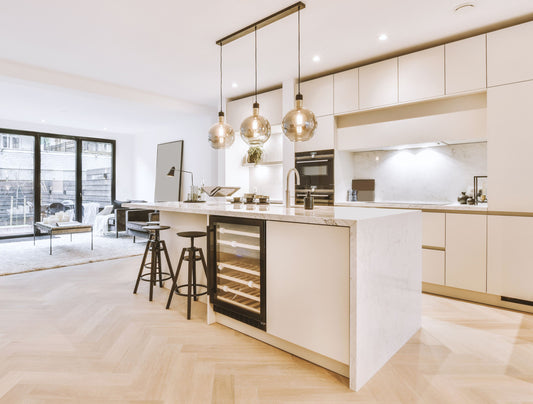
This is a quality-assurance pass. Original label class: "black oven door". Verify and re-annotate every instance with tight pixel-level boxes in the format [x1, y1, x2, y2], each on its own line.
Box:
[295, 150, 334, 189]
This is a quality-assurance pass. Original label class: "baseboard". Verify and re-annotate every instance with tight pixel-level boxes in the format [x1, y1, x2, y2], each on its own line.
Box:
[422, 282, 533, 315]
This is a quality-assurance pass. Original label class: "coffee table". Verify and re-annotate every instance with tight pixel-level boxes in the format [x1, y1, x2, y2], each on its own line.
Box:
[34, 222, 93, 255]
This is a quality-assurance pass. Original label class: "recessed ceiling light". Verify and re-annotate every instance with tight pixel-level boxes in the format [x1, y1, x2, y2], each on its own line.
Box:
[312, 55, 320, 63]
[231, 82, 238, 88]
[454, 2, 475, 13]
[41, 119, 46, 123]
[103, 127, 107, 131]
[378, 33, 388, 41]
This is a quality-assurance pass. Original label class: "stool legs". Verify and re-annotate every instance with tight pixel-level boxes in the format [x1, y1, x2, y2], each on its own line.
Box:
[187, 252, 193, 319]
[161, 240, 175, 284]
[166, 245, 209, 320]
[166, 248, 186, 309]
[134, 231, 173, 301]
[134, 233, 153, 294]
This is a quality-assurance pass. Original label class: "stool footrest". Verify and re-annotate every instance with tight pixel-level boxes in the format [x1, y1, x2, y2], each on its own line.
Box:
[140, 272, 173, 283]
[174, 284, 208, 298]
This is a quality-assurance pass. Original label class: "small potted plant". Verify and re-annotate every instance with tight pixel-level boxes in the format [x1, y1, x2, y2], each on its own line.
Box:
[247, 146, 264, 165]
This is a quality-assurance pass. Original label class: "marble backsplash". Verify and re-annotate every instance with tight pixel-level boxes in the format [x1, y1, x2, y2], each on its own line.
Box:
[351, 142, 487, 203]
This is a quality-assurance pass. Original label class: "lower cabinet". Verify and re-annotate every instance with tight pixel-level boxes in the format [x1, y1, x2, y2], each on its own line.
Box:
[445, 213, 487, 293]
[266, 221, 350, 364]
[422, 249, 445, 285]
[487, 215, 533, 302]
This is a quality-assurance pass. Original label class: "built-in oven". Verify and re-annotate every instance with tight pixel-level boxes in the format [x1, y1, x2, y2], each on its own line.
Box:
[295, 149, 334, 205]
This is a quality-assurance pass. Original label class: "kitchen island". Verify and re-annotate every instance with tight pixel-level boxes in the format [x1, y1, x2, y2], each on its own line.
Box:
[125, 202, 421, 391]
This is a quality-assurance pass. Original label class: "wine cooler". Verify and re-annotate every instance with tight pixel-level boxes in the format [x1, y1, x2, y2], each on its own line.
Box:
[208, 216, 266, 330]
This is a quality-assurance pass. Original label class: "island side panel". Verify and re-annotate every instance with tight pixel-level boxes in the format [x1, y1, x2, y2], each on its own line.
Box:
[350, 210, 422, 390]
[266, 221, 350, 365]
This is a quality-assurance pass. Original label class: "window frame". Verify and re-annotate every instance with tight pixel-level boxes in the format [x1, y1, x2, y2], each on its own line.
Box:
[0, 128, 116, 240]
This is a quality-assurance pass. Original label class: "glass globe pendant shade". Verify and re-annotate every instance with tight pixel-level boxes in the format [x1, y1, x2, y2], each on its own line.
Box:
[282, 94, 318, 142]
[208, 112, 235, 149]
[240, 102, 271, 146]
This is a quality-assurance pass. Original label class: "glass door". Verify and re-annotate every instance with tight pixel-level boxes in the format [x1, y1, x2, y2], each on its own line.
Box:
[209, 216, 266, 330]
[0, 133, 34, 236]
[40, 137, 77, 223]
[81, 140, 113, 224]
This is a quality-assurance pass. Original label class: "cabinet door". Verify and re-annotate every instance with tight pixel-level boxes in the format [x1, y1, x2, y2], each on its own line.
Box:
[257, 88, 283, 126]
[226, 96, 252, 131]
[334, 69, 358, 114]
[294, 115, 335, 153]
[487, 81, 533, 212]
[359, 58, 398, 109]
[487, 21, 533, 87]
[299, 75, 334, 117]
[422, 212, 445, 248]
[445, 213, 487, 293]
[422, 249, 445, 285]
[266, 221, 350, 364]
[446, 35, 487, 95]
[487, 215, 533, 301]
[399, 46, 444, 103]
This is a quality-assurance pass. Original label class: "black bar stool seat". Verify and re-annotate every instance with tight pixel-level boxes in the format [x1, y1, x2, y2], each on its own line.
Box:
[166, 231, 208, 319]
[133, 225, 174, 301]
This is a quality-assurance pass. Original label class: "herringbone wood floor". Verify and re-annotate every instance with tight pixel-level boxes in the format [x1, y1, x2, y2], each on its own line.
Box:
[1, 257, 533, 403]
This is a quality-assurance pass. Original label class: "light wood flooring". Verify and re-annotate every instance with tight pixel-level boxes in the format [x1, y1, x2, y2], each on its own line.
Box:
[1, 257, 533, 403]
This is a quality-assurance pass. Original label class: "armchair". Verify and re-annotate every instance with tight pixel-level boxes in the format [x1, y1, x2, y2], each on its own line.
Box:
[126, 210, 159, 242]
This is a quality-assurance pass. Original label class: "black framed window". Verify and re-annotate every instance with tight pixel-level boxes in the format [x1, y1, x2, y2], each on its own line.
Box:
[0, 128, 116, 239]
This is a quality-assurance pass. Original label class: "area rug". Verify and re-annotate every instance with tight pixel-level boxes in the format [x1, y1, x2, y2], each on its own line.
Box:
[0, 233, 146, 276]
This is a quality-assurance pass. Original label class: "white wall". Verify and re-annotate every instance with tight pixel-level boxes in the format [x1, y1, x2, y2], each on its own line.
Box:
[351, 142, 487, 203]
[131, 110, 217, 201]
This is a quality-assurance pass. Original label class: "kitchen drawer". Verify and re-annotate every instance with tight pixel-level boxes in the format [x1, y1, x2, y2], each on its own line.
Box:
[422, 212, 445, 248]
[422, 249, 445, 285]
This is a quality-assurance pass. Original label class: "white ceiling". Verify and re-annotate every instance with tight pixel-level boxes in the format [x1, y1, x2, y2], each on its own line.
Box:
[1, 0, 533, 126]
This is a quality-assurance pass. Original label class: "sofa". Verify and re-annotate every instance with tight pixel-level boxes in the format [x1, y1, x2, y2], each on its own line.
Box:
[106, 200, 154, 238]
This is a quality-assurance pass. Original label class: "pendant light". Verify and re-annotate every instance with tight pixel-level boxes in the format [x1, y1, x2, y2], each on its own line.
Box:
[282, 5, 317, 142]
[240, 26, 271, 146]
[208, 44, 235, 149]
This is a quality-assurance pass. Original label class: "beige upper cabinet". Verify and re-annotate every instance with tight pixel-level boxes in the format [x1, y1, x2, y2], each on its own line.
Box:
[445, 213, 487, 293]
[299, 75, 334, 117]
[487, 81, 533, 212]
[294, 115, 335, 153]
[399, 46, 445, 103]
[359, 58, 398, 109]
[227, 88, 282, 130]
[226, 95, 251, 132]
[333, 69, 358, 114]
[445, 35, 487, 95]
[487, 21, 533, 87]
[257, 88, 283, 126]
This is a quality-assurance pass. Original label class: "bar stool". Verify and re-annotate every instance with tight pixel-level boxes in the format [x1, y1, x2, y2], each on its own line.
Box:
[166, 231, 208, 319]
[133, 225, 174, 301]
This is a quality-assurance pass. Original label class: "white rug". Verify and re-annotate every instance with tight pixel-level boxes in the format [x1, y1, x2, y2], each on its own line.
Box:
[0, 233, 146, 276]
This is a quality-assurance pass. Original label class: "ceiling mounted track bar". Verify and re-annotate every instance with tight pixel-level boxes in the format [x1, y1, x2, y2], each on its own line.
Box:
[215, 2, 306, 46]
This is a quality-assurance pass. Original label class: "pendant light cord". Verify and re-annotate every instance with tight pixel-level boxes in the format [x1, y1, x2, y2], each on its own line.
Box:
[298, 5, 301, 95]
[254, 25, 258, 103]
[219, 44, 223, 113]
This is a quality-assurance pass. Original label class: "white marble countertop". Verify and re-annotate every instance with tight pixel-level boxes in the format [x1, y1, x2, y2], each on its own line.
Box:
[124, 201, 417, 227]
[335, 201, 489, 212]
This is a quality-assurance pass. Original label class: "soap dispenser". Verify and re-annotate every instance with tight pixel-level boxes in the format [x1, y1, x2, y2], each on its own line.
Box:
[304, 191, 314, 210]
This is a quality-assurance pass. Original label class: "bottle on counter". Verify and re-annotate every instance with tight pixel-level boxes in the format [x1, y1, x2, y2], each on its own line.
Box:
[304, 191, 314, 210]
